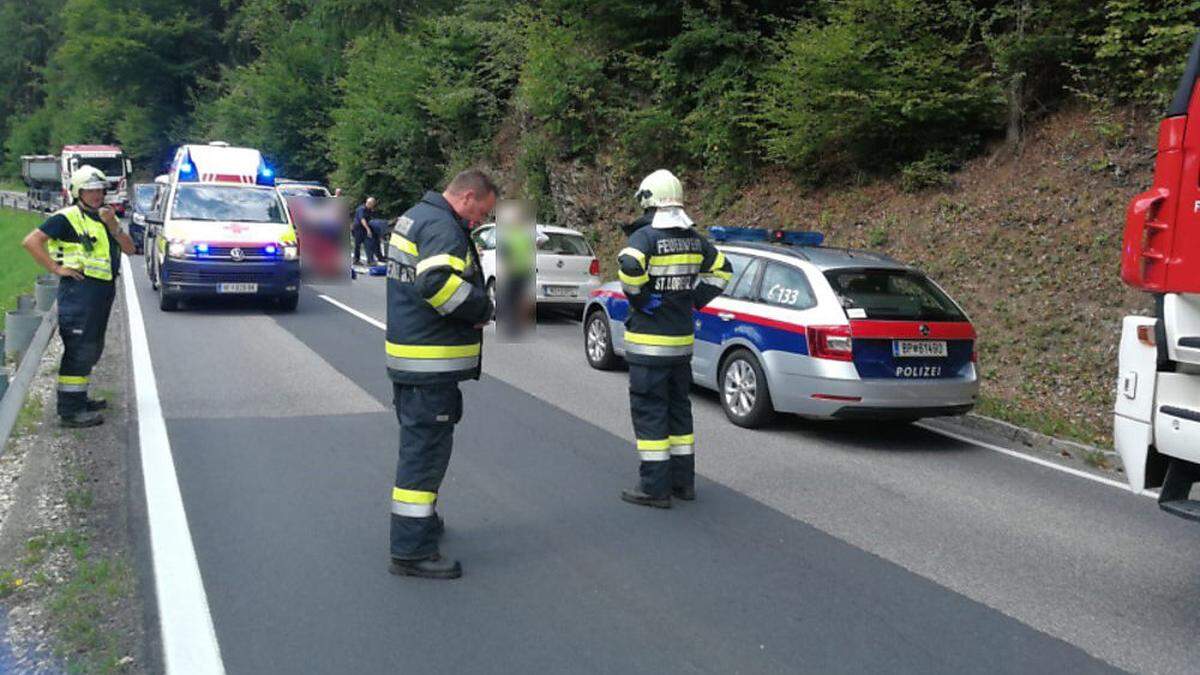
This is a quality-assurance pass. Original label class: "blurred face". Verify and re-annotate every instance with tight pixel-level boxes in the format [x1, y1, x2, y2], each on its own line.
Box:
[365, 197, 377, 209]
[78, 188, 105, 209]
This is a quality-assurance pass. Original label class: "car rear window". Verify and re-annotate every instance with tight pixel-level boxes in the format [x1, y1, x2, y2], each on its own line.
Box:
[538, 232, 591, 256]
[825, 268, 966, 322]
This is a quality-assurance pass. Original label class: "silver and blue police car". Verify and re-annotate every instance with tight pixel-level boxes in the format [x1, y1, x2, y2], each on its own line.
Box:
[583, 227, 979, 427]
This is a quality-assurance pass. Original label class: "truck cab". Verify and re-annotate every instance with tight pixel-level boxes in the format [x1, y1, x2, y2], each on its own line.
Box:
[149, 142, 300, 311]
[1114, 32, 1200, 521]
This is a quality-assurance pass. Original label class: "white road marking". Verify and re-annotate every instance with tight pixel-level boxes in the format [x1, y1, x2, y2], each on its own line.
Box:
[316, 288, 1155, 502]
[317, 293, 385, 329]
[916, 421, 1156, 499]
[123, 259, 226, 674]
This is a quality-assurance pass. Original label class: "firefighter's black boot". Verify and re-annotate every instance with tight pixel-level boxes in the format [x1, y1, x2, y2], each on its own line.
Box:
[671, 485, 695, 501]
[60, 411, 103, 428]
[389, 553, 462, 580]
[85, 398, 108, 412]
[621, 488, 671, 509]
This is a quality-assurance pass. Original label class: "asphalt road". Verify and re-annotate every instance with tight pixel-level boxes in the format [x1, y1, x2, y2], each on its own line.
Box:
[124, 268, 1200, 674]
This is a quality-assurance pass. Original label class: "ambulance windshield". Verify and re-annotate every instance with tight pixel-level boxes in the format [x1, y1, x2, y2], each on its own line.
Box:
[825, 268, 966, 322]
[171, 185, 288, 223]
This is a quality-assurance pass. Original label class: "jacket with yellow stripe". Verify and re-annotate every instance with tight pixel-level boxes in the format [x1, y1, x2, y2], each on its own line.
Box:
[617, 217, 732, 366]
[386, 191, 494, 384]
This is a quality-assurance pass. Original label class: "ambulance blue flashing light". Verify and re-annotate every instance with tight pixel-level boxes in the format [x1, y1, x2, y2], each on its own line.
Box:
[257, 163, 276, 186]
[709, 226, 824, 247]
[265, 245, 278, 255]
[195, 243, 209, 254]
[177, 154, 197, 182]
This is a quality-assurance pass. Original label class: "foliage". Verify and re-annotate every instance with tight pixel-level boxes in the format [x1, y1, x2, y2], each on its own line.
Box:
[757, 0, 1003, 180]
[1082, 0, 1200, 110]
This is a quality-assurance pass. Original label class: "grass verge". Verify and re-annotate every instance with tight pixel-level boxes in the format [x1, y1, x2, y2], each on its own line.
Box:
[0, 207, 46, 331]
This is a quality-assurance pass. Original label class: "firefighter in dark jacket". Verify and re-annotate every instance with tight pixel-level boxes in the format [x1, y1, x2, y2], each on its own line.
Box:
[618, 170, 732, 508]
[385, 170, 496, 579]
[22, 166, 136, 428]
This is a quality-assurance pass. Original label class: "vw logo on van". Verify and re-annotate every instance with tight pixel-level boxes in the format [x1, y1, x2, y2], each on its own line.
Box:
[229, 247, 245, 262]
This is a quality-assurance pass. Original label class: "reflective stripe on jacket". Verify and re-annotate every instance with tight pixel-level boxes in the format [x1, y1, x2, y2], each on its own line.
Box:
[617, 222, 731, 366]
[48, 206, 112, 281]
[386, 191, 493, 384]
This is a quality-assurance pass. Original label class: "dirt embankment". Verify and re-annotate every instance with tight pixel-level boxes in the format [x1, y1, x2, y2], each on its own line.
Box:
[494, 106, 1157, 447]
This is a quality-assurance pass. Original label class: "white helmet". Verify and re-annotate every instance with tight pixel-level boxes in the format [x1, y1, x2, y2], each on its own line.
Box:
[69, 165, 108, 201]
[635, 169, 684, 209]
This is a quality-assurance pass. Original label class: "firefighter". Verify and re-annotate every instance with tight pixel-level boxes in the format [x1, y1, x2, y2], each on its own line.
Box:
[618, 169, 732, 508]
[385, 169, 496, 579]
[21, 166, 136, 427]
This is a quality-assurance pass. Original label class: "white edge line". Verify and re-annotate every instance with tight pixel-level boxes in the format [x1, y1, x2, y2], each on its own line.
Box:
[317, 288, 1153, 502]
[123, 258, 226, 674]
[916, 421, 1156, 499]
[318, 293, 386, 330]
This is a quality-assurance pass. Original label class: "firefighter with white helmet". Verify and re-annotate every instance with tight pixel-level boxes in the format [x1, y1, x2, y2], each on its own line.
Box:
[22, 165, 135, 427]
[617, 169, 732, 507]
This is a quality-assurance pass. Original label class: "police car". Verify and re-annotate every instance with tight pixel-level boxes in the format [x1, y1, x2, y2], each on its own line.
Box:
[583, 227, 979, 427]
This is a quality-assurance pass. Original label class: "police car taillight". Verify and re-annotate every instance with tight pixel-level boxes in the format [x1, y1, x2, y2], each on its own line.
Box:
[807, 325, 853, 361]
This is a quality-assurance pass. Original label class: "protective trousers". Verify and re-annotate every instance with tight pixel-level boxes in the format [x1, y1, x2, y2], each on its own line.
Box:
[628, 362, 695, 498]
[56, 278, 116, 417]
[390, 382, 462, 560]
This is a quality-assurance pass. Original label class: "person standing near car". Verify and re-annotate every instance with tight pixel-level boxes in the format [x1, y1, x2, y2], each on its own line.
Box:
[384, 170, 496, 579]
[353, 196, 378, 267]
[21, 166, 136, 428]
[617, 169, 731, 508]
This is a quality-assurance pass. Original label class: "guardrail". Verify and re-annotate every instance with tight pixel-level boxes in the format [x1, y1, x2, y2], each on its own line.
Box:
[0, 191, 33, 211]
[0, 297, 57, 456]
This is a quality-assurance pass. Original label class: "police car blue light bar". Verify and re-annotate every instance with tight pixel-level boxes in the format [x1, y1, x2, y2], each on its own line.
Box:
[709, 226, 824, 247]
[256, 162, 276, 186]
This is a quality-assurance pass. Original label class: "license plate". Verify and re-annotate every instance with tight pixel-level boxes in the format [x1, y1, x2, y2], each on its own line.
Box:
[544, 286, 576, 297]
[217, 283, 258, 294]
[893, 340, 947, 358]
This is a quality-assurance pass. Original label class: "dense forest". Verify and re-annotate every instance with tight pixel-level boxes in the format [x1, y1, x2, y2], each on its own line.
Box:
[2, 0, 1198, 211]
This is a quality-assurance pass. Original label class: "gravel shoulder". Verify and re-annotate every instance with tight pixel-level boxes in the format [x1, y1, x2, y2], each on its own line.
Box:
[0, 288, 147, 673]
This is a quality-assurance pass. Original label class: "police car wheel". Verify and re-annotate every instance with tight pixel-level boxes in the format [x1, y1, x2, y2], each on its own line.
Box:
[584, 310, 618, 370]
[719, 349, 774, 428]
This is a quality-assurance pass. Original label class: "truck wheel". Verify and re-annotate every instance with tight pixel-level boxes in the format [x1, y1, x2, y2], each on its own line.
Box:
[719, 349, 775, 428]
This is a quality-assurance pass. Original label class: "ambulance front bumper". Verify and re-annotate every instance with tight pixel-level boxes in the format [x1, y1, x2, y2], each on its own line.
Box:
[160, 259, 301, 297]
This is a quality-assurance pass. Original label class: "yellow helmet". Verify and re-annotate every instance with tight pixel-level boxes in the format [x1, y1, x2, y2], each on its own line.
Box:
[69, 165, 108, 201]
[635, 169, 684, 209]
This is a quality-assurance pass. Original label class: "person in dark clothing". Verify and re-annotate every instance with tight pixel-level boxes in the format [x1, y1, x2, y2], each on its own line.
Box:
[385, 169, 496, 579]
[353, 196, 378, 266]
[617, 169, 732, 508]
[21, 166, 136, 428]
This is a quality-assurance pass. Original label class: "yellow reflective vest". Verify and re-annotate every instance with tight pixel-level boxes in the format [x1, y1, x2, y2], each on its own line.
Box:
[47, 206, 113, 282]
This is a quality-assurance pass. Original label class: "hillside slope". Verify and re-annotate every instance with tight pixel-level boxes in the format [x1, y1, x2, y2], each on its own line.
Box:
[506, 106, 1156, 447]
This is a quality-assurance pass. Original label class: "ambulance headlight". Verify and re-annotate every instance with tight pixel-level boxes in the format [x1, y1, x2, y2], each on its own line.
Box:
[283, 245, 298, 261]
[167, 241, 188, 258]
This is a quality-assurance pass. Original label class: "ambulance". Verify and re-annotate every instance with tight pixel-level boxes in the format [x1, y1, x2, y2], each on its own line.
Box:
[148, 142, 300, 311]
[1114, 32, 1200, 522]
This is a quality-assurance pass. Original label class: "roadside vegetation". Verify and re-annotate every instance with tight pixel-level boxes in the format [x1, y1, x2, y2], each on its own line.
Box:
[0, 208, 46, 332]
[1, 0, 1197, 444]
